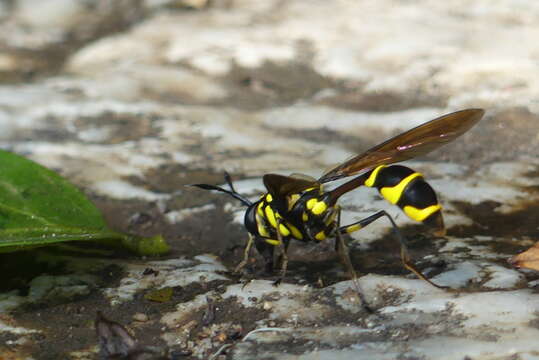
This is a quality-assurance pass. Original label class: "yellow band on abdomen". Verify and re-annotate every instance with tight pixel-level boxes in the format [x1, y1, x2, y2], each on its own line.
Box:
[264, 205, 277, 228]
[403, 204, 442, 222]
[365, 165, 386, 187]
[380, 172, 422, 204]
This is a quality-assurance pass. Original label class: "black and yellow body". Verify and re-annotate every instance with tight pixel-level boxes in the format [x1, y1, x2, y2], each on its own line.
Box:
[362, 165, 445, 234]
[244, 186, 335, 245]
[243, 184, 334, 270]
[241, 164, 444, 273]
[192, 108, 484, 289]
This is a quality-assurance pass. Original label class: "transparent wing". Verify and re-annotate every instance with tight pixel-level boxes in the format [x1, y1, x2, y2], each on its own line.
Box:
[263, 173, 319, 197]
[319, 108, 484, 182]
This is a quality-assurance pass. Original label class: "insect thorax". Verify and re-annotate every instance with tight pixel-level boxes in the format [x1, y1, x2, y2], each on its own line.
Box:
[244, 187, 339, 245]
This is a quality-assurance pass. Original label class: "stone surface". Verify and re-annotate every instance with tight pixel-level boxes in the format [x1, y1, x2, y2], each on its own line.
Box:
[1, 0, 539, 359]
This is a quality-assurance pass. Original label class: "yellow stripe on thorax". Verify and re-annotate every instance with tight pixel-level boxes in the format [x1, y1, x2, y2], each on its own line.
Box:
[257, 222, 269, 238]
[365, 165, 386, 187]
[312, 201, 327, 215]
[278, 223, 290, 237]
[380, 172, 422, 204]
[287, 223, 303, 239]
[262, 223, 302, 245]
[403, 204, 442, 222]
[306, 197, 328, 216]
[264, 205, 277, 228]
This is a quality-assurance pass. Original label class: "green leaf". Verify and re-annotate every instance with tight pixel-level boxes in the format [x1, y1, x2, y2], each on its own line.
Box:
[0, 150, 168, 255]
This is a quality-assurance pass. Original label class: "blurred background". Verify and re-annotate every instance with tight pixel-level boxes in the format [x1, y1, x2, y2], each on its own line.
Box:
[1, 0, 538, 178]
[1, 0, 538, 256]
[2, 1, 539, 359]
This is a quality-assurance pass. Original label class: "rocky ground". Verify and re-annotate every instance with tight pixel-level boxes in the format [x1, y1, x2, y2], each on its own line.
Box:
[1, 0, 539, 359]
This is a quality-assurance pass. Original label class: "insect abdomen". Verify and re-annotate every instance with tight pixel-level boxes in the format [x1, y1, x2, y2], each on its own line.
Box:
[364, 165, 444, 234]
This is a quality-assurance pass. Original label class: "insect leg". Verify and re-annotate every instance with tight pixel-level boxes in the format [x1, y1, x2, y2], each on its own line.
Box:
[273, 218, 288, 286]
[340, 210, 446, 289]
[234, 234, 255, 273]
[254, 236, 275, 274]
[338, 210, 390, 235]
[334, 209, 372, 312]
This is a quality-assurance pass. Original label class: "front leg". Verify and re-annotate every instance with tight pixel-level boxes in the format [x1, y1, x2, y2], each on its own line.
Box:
[255, 236, 276, 274]
[273, 218, 289, 286]
[234, 234, 254, 274]
[235, 234, 275, 275]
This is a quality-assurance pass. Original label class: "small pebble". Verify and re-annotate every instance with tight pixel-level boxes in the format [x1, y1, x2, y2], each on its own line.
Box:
[133, 313, 149, 322]
[263, 301, 273, 310]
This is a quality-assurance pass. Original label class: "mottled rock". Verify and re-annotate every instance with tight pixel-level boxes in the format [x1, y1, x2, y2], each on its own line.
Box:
[1, 1, 539, 359]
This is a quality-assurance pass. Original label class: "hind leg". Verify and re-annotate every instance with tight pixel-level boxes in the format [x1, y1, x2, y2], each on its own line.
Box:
[339, 210, 446, 289]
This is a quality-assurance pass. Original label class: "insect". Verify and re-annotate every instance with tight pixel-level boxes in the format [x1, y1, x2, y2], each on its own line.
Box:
[193, 109, 484, 290]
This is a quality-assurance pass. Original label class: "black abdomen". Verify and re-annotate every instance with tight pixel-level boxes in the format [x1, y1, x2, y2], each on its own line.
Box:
[364, 165, 444, 233]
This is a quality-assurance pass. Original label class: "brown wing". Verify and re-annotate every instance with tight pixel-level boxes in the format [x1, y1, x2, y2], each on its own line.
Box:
[319, 108, 484, 183]
[263, 174, 319, 198]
